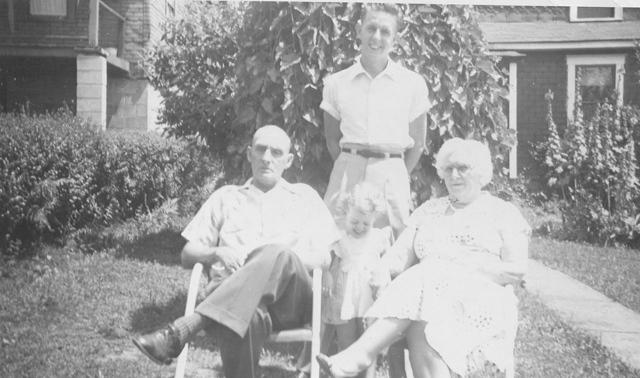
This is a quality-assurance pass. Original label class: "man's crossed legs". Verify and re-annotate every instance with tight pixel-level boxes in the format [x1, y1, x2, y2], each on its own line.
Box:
[133, 244, 313, 378]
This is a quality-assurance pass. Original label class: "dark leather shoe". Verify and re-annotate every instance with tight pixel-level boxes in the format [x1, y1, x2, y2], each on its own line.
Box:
[132, 324, 182, 365]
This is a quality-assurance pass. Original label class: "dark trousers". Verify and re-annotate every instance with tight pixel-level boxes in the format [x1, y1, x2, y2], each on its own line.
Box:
[195, 244, 313, 378]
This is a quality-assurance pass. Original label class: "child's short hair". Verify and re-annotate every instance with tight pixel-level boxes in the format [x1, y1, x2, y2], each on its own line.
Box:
[334, 183, 386, 218]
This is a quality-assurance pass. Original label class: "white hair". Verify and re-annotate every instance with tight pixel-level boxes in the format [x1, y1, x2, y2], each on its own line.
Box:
[435, 138, 493, 187]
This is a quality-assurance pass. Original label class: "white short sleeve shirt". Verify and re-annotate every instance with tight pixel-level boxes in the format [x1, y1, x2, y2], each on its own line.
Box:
[182, 179, 340, 263]
[320, 58, 431, 150]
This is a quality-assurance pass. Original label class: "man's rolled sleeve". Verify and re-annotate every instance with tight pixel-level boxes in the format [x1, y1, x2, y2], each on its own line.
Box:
[181, 189, 225, 247]
[320, 76, 341, 121]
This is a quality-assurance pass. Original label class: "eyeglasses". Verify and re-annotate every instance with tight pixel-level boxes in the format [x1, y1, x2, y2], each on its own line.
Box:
[251, 144, 285, 158]
[443, 163, 472, 176]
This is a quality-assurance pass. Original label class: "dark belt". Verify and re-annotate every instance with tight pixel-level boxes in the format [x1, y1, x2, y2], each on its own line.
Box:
[341, 147, 403, 159]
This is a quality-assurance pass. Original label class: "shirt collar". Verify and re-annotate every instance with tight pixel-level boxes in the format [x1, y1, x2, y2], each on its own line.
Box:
[242, 178, 296, 194]
[349, 56, 399, 81]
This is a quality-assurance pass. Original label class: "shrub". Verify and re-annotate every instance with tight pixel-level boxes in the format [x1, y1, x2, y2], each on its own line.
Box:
[534, 88, 640, 246]
[0, 110, 219, 256]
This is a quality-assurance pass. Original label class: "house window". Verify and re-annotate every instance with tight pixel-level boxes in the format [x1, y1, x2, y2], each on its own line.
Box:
[566, 54, 625, 123]
[30, 0, 67, 17]
[569, 6, 622, 22]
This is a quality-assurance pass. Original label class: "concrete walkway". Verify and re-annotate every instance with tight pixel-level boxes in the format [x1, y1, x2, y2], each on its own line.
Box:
[526, 259, 640, 371]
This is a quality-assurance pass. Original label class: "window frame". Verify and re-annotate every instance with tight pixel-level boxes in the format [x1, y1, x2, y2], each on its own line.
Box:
[29, 0, 68, 18]
[569, 6, 623, 22]
[566, 54, 625, 123]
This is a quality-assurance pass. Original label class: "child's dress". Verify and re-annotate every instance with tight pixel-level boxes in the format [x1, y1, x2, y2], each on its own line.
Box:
[323, 227, 392, 324]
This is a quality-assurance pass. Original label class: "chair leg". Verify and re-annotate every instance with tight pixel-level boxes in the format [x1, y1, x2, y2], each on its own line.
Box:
[174, 263, 204, 378]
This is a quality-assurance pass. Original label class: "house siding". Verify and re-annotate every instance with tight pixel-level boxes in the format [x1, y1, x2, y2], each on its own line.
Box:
[515, 53, 567, 168]
[476, 6, 640, 23]
[0, 0, 89, 46]
[625, 52, 640, 106]
[476, 6, 567, 23]
[0, 0, 168, 76]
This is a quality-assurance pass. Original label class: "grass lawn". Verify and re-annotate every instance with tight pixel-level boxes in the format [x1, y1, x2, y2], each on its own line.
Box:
[1, 215, 639, 377]
[530, 237, 640, 313]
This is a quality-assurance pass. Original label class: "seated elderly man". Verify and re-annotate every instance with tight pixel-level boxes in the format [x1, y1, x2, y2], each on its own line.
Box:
[133, 125, 340, 378]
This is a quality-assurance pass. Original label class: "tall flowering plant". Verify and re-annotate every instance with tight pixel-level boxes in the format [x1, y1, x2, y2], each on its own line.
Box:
[535, 79, 640, 245]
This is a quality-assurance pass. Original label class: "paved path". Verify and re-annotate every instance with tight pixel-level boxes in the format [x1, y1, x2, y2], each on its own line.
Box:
[526, 259, 640, 371]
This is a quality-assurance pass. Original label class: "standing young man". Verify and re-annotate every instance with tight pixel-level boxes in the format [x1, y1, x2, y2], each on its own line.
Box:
[321, 3, 431, 234]
[320, 4, 431, 378]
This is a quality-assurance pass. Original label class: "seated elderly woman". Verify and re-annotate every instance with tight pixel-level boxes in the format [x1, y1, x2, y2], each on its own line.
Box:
[316, 138, 531, 378]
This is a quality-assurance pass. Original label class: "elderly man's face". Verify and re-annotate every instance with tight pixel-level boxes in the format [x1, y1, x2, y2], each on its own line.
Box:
[357, 10, 398, 61]
[247, 126, 293, 191]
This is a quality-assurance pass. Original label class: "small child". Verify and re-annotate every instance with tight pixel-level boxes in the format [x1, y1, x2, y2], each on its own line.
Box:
[322, 183, 393, 355]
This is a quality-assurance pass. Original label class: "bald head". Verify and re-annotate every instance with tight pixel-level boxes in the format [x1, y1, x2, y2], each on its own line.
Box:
[252, 125, 291, 153]
[248, 125, 294, 192]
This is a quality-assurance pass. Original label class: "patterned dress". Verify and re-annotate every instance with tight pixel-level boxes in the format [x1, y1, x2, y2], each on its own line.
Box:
[366, 193, 530, 376]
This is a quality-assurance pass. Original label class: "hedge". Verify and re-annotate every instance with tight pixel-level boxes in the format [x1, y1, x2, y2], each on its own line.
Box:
[0, 110, 218, 256]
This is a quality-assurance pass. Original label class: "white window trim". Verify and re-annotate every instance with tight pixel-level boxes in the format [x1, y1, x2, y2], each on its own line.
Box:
[566, 54, 625, 124]
[508, 61, 518, 179]
[569, 6, 623, 22]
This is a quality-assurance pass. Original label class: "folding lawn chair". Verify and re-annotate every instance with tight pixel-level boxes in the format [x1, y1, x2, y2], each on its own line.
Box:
[174, 262, 322, 378]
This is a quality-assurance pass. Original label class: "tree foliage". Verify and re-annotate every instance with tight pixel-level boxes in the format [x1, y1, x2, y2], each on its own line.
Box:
[148, 1, 510, 199]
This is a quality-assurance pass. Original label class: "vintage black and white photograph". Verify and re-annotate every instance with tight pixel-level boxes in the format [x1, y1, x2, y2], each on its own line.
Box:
[1, 0, 639, 377]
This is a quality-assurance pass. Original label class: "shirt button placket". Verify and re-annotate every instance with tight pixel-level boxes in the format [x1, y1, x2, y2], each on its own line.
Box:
[366, 78, 374, 145]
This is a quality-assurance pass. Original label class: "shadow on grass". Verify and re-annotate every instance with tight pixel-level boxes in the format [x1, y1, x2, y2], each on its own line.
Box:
[129, 293, 188, 333]
[115, 229, 186, 266]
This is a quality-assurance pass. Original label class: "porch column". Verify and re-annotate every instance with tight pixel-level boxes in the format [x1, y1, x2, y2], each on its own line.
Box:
[508, 61, 518, 179]
[77, 54, 107, 130]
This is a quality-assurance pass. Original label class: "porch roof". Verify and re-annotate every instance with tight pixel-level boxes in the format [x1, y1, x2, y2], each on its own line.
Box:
[480, 20, 640, 50]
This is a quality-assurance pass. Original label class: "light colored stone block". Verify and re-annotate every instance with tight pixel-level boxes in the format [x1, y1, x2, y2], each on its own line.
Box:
[77, 54, 107, 71]
[77, 70, 106, 85]
[76, 99, 103, 113]
[77, 84, 106, 99]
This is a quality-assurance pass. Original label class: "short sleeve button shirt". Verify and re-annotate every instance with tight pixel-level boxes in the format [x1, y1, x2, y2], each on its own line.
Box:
[320, 58, 431, 150]
[181, 179, 340, 263]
